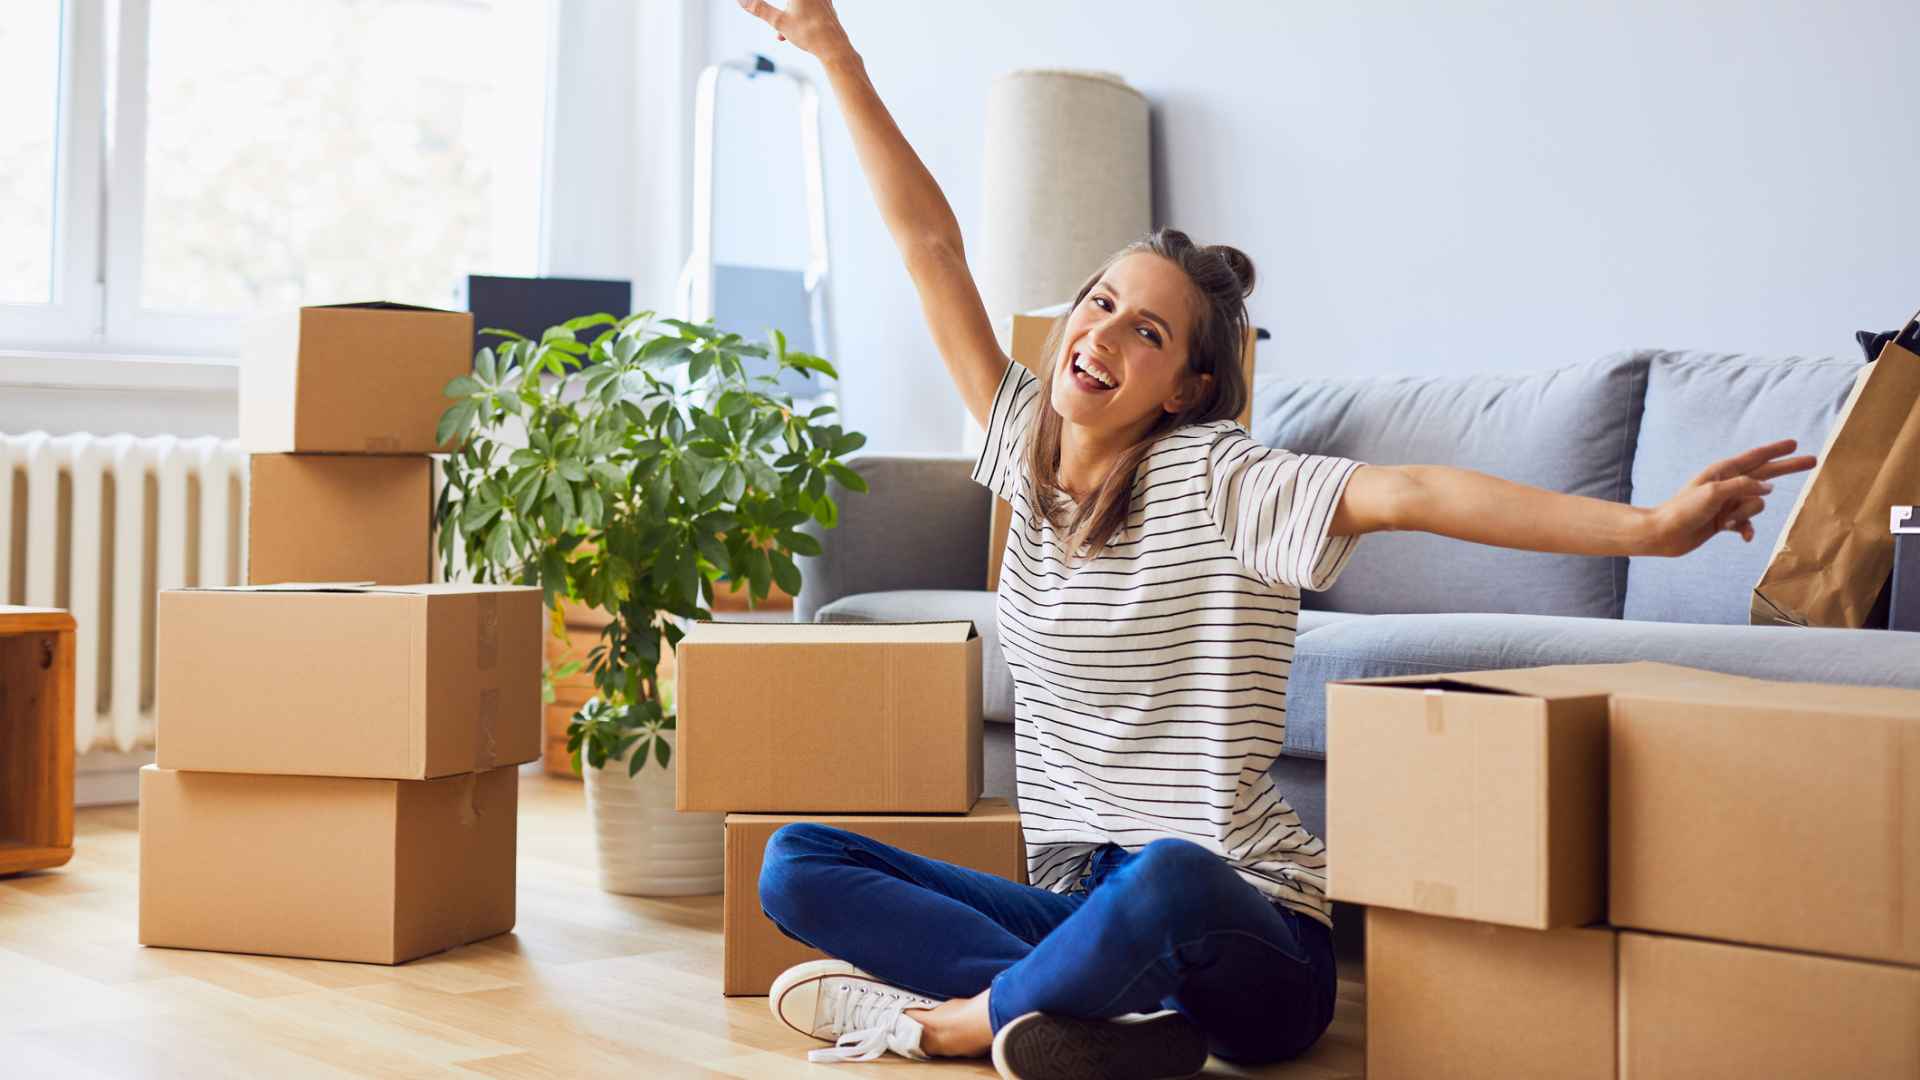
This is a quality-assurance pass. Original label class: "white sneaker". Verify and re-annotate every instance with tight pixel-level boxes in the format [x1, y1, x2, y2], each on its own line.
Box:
[768, 959, 941, 1063]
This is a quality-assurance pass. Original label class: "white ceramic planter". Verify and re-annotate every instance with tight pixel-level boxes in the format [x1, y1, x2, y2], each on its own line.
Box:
[583, 731, 725, 896]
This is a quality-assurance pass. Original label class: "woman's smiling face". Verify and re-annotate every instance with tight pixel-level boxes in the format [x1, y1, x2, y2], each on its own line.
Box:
[1049, 252, 1206, 435]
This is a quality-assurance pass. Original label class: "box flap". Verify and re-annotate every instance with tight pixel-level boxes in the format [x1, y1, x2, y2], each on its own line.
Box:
[1614, 676, 1920, 721]
[682, 620, 977, 645]
[1337, 661, 1759, 701]
[177, 581, 381, 593]
[310, 301, 461, 314]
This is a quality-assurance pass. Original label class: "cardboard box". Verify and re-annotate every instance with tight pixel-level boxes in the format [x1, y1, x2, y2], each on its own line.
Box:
[138, 764, 517, 964]
[1366, 907, 1614, 1080]
[1619, 932, 1920, 1078]
[1611, 674, 1920, 966]
[1327, 662, 1752, 929]
[985, 313, 1258, 591]
[675, 621, 982, 813]
[240, 302, 473, 454]
[157, 584, 541, 779]
[247, 454, 434, 586]
[722, 799, 1025, 994]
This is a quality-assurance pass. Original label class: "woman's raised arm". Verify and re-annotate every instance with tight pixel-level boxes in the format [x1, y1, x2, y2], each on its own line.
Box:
[737, 0, 1009, 426]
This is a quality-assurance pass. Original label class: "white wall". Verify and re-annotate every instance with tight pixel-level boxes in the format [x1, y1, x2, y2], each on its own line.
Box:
[704, 0, 1920, 452]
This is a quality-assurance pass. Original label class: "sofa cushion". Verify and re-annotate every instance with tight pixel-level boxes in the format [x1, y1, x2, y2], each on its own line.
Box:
[1623, 351, 1862, 625]
[1282, 612, 1920, 759]
[817, 590, 1366, 728]
[1253, 351, 1649, 619]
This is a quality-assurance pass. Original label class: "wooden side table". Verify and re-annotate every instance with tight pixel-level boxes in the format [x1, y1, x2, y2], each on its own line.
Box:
[0, 607, 75, 875]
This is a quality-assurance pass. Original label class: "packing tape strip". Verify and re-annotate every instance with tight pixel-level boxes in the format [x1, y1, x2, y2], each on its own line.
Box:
[1424, 689, 1445, 735]
[476, 594, 500, 670]
[456, 771, 481, 828]
[477, 688, 500, 766]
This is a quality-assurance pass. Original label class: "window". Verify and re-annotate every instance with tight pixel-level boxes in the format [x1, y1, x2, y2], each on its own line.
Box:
[0, 3, 64, 306]
[3, 0, 553, 356]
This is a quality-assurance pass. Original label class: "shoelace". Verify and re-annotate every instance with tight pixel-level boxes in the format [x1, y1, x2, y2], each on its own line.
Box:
[806, 983, 927, 1064]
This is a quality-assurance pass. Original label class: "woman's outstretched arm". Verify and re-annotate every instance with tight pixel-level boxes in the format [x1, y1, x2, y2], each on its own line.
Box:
[1329, 439, 1817, 557]
[737, 0, 1008, 426]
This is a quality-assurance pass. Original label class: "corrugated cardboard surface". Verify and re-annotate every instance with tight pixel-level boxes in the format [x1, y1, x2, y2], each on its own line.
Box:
[1327, 662, 1767, 929]
[1326, 673, 1607, 928]
[247, 454, 433, 586]
[156, 584, 540, 779]
[722, 799, 1025, 995]
[1619, 932, 1920, 1078]
[1611, 675, 1920, 966]
[984, 313, 1258, 591]
[138, 765, 517, 964]
[240, 302, 473, 454]
[676, 622, 983, 813]
[1366, 907, 1615, 1080]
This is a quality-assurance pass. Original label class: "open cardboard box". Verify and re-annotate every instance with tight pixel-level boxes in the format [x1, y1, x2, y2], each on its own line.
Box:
[675, 621, 983, 813]
[240, 301, 473, 454]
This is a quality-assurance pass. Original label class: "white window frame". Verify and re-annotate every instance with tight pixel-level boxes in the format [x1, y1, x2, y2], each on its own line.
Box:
[0, 0, 107, 350]
[2, 0, 576, 364]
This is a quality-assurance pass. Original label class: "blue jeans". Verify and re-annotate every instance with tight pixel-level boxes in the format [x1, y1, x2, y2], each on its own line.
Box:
[758, 825, 1338, 1065]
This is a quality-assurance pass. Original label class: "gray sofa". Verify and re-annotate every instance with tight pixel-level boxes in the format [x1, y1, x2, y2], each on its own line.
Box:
[795, 348, 1920, 845]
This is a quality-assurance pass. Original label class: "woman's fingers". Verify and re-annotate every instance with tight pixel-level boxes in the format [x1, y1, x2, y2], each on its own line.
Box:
[1692, 439, 1801, 485]
[1749, 454, 1818, 481]
[737, 0, 783, 29]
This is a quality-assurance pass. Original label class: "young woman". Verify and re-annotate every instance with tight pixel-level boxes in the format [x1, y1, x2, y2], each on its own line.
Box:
[737, 2, 1813, 1078]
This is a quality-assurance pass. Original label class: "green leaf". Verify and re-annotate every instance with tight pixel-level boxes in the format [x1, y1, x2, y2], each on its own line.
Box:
[445, 374, 483, 398]
[436, 399, 477, 447]
[694, 530, 730, 573]
[654, 736, 671, 768]
[770, 549, 802, 595]
[777, 529, 822, 558]
[565, 312, 617, 332]
[628, 737, 650, 777]
[687, 350, 714, 384]
[826, 462, 869, 493]
[541, 325, 577, 344]
[813, 494, 839, 528]
[558, 458, 587, 482]
[480, 326, 530, 342]
[832, 431, 868, 456]
[721, 464, 747, 502]
[475, 347, 499, 384]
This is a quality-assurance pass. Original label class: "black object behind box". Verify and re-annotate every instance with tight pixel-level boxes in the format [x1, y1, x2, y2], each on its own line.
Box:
[1894, 531, 1919, 632]
[460, 275, 632, 360]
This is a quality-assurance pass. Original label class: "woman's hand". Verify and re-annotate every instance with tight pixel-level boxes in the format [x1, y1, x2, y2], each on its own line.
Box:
[737, 0, 855, 64]
[1640, 440, 1816, 556]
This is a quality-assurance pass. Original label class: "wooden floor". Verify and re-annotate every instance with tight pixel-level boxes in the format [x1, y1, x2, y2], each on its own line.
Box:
[0, 774, 1366, 1079]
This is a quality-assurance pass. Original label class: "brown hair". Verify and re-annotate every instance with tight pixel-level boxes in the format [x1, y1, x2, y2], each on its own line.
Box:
[1022, 227, 1254, 558]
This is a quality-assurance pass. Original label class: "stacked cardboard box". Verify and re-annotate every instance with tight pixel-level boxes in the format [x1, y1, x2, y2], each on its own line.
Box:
[1328, 662, 1920, 1078]
[139, 304, 545, 965]
[239, 302, 471, 585]
[675, 621, 1028, 994]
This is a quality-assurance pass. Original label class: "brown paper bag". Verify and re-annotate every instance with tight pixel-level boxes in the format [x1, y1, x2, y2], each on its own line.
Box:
[1751, 312, 1920, 627]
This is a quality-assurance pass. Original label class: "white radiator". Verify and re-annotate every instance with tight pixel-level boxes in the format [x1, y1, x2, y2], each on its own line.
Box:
[0, 432, 247, 756]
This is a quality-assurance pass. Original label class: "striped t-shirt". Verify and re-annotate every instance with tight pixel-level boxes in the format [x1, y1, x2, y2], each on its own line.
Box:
[971, 360, 1365, 926]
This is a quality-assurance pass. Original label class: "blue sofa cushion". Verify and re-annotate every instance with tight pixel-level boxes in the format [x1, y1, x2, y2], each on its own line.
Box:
[1282, 611, 1920, 759]
[1253, 352, 1649, 619]
[1623, 352, 1862, 625]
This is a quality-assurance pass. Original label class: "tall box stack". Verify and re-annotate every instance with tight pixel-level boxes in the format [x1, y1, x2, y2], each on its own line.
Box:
[239, 302, 471, 585]
[674, 621, 1029, 995]
[1329, 661, 1920, 1077]
[139, 307, 543, 966]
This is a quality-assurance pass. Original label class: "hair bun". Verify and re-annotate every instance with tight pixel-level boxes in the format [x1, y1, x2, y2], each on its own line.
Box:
[1208, 245, 1256, 298]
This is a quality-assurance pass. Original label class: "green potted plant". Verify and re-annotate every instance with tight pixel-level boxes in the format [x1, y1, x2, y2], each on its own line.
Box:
[435, 311, 866, 896]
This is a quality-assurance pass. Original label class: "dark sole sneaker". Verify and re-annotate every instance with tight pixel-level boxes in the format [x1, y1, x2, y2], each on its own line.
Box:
[991, 1010, 1208, 1080]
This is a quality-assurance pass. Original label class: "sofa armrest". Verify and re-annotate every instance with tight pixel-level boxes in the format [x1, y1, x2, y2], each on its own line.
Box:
[794, 454, 993, 622]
